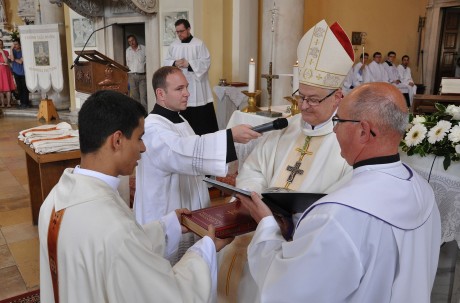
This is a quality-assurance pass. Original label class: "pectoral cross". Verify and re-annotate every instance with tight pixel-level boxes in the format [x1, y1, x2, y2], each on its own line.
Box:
[261, 62, 279, 111]
[286, 161, 304, 184]
[284, 136, 313, 188]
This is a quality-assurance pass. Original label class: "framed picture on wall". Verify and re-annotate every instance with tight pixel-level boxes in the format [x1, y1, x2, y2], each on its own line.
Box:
[72, 18, 96, 48]
[163, 11, 189, 46]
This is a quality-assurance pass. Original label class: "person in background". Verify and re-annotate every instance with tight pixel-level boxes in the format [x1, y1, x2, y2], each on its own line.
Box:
[363, 51, 388, 83]
[239, 82, 441, 303]
[39, 90, 231, 303]
[9, 39, 30, 109]
[126, 35, 147, 110]
[0, 39, 16, 108]
[164, 19, 218, 135]
[397, 55, 417, 106]
[342, 52, 369, 95]
[382, 51, 401, 85]
[134, 66, 260, 264]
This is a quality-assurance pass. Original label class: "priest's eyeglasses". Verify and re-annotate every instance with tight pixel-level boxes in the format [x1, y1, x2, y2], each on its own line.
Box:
[292, 89, 337, 106]
[332, 115, 376, 137]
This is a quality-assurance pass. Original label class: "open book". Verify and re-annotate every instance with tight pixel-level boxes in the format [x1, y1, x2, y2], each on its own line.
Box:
[204, 178, 326, 217]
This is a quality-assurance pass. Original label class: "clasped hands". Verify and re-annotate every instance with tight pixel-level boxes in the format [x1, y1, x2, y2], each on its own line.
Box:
[175, 58, 189, 69]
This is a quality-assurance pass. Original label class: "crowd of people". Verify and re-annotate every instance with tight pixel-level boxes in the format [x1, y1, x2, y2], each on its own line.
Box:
[37, 18, 441, 303]
[343, 50, 417, 107]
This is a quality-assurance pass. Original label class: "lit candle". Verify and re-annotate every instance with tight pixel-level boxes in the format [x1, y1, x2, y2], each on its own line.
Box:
[248, 58, 255, 93]
[292, 61, 299, 94]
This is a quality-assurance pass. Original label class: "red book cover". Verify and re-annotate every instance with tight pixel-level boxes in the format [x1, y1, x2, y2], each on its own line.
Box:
[181, 202, 257, 239]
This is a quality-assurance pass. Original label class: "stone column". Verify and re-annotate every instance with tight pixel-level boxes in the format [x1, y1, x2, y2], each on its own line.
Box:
[261, 0, 304, 107]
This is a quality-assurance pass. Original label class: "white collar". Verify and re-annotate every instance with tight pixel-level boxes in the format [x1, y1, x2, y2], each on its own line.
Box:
[74, 165, 120, 192]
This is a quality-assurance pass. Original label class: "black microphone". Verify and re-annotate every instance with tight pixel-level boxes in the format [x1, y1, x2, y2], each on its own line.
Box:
[252, 118, 288, 133]
[70, 23, 118, 69]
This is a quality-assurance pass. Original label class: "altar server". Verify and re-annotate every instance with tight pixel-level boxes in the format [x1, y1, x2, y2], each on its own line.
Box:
[164, 18, 217, 135]
[398, 55, 417, 105]
[240, 82, 441, 302]
[218, 19, 355, 302]
[363, 51, 388, 83]
[39, 90, 232, 303]
[134, 66, 260, 263]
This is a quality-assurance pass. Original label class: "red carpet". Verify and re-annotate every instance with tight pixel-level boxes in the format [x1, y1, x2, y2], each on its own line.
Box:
[0, 290, 40, 303]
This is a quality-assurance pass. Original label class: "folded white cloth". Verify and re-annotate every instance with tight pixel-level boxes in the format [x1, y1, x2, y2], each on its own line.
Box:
[18, 122, 73, 141]
[19, 122, 80, 154]
[30, 136, 80, 154]
[24, 129, 78, 144]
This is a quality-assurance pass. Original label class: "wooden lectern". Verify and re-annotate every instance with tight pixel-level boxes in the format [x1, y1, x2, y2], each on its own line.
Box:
[74, 50, 129, 95]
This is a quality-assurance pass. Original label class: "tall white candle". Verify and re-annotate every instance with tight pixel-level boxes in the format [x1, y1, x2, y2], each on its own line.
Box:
[248, 58, 255, 93]
[292, 61, 299, 94]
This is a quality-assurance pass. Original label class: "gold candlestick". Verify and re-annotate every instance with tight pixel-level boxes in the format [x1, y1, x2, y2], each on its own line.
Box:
[283, 96, 300, 116]
[241, 90, 261, 113]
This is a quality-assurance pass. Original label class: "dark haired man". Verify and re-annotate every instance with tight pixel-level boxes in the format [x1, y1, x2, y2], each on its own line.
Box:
[134, 66, 259, 263]
[397, 55, 417, 105]
[363, 51, 388, 83]
[39, 90, 230, 303]
[164, 19, 218, 135]
[126, 34, 147, 110]
[383, 51, 401, 85]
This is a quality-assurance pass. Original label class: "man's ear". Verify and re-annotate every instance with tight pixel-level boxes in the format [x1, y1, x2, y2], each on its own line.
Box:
[333, 89, 343, 107]
[359, 120, 374, 143]
[111, 131, 124, 151]
[155, 88, 166, 102]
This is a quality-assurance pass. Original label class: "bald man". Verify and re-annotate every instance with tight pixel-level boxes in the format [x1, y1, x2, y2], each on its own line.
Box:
[239, 82, 441, 302]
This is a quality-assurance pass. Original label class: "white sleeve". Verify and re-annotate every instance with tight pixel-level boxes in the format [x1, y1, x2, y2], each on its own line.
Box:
[247, 212, 363, 302]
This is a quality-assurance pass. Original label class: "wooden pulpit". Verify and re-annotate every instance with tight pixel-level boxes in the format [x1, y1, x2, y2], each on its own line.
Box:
[74, 50, 129, 95]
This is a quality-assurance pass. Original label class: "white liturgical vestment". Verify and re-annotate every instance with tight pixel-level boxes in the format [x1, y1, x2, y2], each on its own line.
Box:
[134, 106, 229, 261]
[164, 37, 213, 107]
[398, 64, 417, 104]
[364, 61, 388, 83]
[39, 168, 217, 303]
[247, 161, 441, 303]
[217, 114, 352, 302]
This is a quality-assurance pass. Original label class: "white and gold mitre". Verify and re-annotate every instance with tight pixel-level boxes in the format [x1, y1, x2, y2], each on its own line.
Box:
[297, 20, 354, 89]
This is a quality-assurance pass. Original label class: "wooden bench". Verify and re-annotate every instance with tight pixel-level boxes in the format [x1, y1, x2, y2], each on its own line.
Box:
[411, 94, 460, 114]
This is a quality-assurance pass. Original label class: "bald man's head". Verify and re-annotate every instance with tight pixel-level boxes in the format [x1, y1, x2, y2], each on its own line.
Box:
[345, 83, 408, 136]
[334, 82, 409, 165]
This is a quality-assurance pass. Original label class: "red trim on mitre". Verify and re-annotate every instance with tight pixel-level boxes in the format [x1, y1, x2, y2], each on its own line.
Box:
[330, 22, 354, 62]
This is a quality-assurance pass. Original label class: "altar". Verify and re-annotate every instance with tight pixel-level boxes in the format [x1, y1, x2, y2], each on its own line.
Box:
[213, 85, 249, 129]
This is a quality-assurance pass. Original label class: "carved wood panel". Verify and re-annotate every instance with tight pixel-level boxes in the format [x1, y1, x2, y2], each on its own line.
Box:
[62, 0, 157, 18]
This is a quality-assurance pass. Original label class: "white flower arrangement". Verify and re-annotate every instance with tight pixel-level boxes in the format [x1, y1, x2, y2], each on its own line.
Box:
[401, 103, 460, 170]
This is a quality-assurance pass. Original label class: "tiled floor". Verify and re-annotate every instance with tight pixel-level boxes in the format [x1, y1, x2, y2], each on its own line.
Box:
[0, 114, 44, 300]
[0, 110, 459, 302]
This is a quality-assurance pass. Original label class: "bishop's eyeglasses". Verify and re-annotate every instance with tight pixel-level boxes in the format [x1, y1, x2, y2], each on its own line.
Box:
[332, 114, 376, 137]
[292, 89, 337, 106]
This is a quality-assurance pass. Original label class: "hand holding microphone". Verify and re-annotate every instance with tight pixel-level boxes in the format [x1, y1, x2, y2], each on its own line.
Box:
[251, 118, 288, 133]
[231, 118, 289, 144]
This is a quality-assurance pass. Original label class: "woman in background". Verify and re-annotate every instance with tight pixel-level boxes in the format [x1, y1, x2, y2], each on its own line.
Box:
[0, 39, 16, 108]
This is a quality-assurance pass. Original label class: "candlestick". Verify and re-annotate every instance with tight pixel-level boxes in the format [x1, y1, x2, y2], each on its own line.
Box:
[292, 61, 299, 94]
[248, 58, 255, 93]
[241, 90, 261, 113]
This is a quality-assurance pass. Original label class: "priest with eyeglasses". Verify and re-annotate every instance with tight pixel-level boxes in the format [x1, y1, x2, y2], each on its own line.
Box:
[217, 19, 356, 302]
[239, 82, 441, 302]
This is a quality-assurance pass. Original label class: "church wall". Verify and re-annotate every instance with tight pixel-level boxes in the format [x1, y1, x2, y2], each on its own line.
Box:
[304, 0, 427, 84]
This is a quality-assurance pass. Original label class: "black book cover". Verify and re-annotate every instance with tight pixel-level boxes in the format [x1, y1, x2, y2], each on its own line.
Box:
[203, 178, 326, 217]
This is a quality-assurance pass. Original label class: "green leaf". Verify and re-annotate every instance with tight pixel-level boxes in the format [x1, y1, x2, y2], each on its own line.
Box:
[443, 155, 451, 170]
[435, 103, 446, 112]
